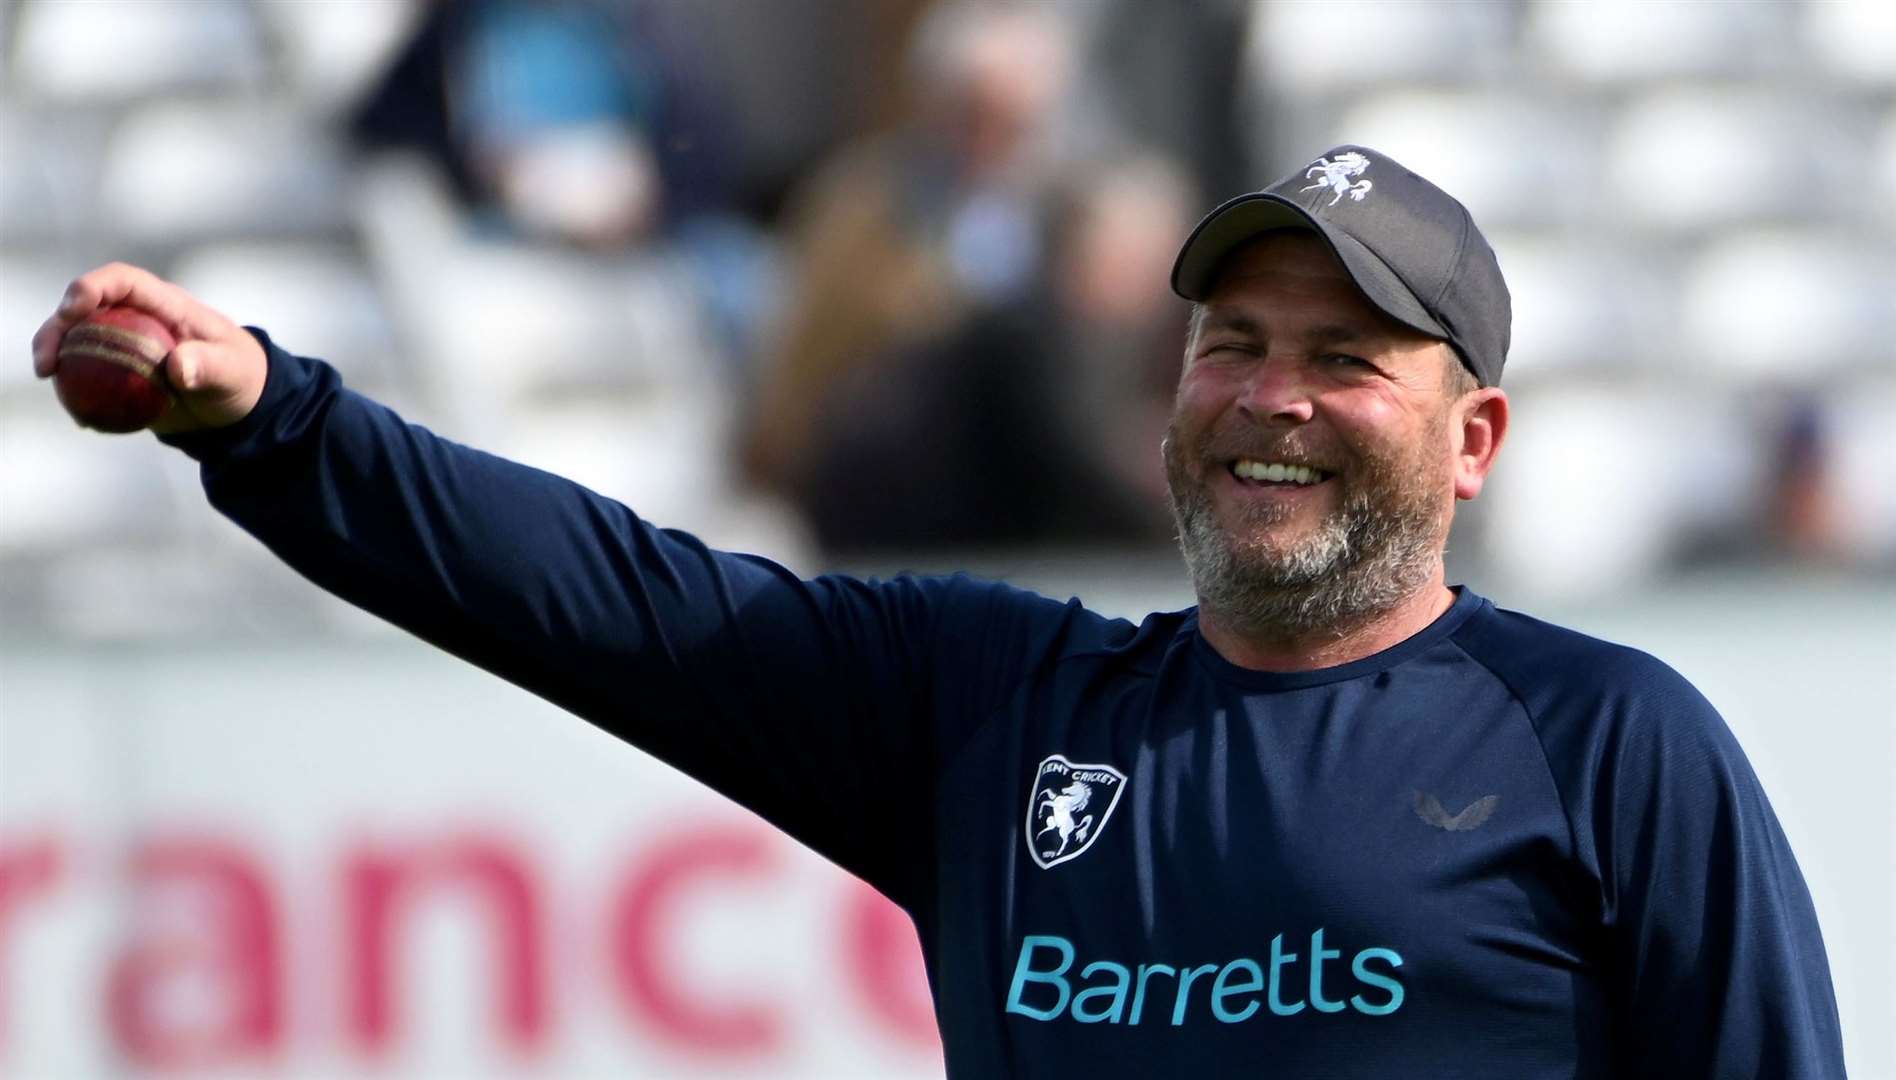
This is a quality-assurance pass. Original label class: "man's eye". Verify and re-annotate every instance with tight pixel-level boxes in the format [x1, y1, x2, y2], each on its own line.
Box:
[1321, 353, 1371, 368]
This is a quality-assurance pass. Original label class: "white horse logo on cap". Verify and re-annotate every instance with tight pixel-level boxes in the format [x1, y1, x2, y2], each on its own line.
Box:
[1301, 152, 1374, 206]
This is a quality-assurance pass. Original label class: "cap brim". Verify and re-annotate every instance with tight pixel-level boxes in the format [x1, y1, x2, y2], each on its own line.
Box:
[1169, 193, 1450, 343]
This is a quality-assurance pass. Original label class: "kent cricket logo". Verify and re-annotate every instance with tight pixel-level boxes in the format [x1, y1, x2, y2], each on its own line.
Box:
[1300, 151, 1374, 206]
[1026, 755, 1126, 869]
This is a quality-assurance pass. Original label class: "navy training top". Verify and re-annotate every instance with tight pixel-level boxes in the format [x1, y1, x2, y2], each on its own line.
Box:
[163, 337, 1846, 1077]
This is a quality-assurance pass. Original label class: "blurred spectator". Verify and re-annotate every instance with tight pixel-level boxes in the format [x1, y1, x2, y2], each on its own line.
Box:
[349, 0, 783, 381]
[1760, 393, 1848, 563]
[741, 0, 1078, 498]
[793, 154, 1194, 551]
[351, 0, 740, 248]
[1069, 0, 1254, 202]
[1661, 389, 1856, 573]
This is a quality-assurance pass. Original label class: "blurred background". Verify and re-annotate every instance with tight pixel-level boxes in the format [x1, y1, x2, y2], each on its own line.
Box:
[0, 0, 1890, 1076]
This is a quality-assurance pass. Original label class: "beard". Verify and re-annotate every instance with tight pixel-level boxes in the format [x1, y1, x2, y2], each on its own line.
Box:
[1163, 412, 1450, 642]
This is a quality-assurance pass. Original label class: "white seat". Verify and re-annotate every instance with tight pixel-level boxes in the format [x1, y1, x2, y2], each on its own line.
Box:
[12, 0, 265, 102]
[1526, 0, 1790, 83]
[1877, 108, 1896, 228]
[0, 406, 179, 554]
[255, 0, 424, 112]
[1479, 382, 1745, 598]
[1679, 230, 1895, 378]
[0, 107, 107, 241]
[1605, 90, 1847, 231]
[399, 247, 638, 418]
[1246, 2, 1511, 92]
[1803, 0, 1896, 88]
[382, 236, 721, 425]
[98, 101, 348, 240]
[492, 390, 733, 532]
[0, 256, 82, 395]
[1326, 92, 1593, 227]
[168, 243, 400, 391]
[490, 390, 813, 567]
[1487, 233, 1677, 375]
[0, 146, 59, 244]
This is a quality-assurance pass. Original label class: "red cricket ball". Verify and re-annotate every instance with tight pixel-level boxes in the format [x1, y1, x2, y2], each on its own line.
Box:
[55, 306, 178, 433]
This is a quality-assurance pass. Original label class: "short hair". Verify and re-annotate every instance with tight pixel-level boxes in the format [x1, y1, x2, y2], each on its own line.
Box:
[1185, 302, 1209, 355]
[1442, 348, 1478, 397]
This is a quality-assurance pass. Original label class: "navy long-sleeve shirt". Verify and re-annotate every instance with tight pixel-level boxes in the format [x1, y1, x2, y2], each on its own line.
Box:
[163, 336, 1846, 1077]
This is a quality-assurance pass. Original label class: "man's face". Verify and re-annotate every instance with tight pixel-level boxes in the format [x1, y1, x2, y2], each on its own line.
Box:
[1164, 231, 1468, 637]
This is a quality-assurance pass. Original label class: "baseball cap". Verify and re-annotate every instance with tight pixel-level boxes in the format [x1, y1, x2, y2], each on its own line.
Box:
[1170, 144, 1511, 386]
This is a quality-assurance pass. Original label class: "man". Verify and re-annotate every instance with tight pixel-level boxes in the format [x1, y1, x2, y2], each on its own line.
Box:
[33, 146, 1844, 1076]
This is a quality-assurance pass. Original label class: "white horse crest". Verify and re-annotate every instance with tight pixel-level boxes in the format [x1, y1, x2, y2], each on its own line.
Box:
[1026, 755, 1128, 869]
[1300, 151, 1375, 206]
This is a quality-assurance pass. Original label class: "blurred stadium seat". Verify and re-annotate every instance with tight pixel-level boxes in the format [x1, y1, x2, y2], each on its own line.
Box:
[254, 0, 423, 112]
[1487, 234, 1677, 375]
[1803, 0, 1896, 87]
[1525, 0, 1792, 83]
[1481, 382, 1750, 596]
[1330, 91, 1596, 227]
[491, 384, 815, 572]
[494, 392, 732, 528]
[350, 154, 715, 422]
[169, 242, 401, 394]
[366, 241, 714, 427]
[0, 407, 180, 554]
[1605, 89, 1861, 232]
[99, 101, 349, 241]
[0, 256, 77, 393]
[0, 105, 107, 243]
[1679, 229, 1896, 377]
[1877, 106, 1896, 225]
[12, 0, 265, 102]
[1247, 1, 1513, 90]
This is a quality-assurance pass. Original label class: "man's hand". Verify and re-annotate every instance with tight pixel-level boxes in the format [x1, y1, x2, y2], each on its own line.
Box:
[32, 263, 267, 435]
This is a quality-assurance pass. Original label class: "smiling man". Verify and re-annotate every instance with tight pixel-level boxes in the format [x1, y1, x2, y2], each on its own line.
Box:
[1165, 230, 1494, 672]
[33, 145, 1843, 1077]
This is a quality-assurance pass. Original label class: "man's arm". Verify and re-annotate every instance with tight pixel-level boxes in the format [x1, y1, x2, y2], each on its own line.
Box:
[31, 264, 1058, 909]
[1592, 660, 1846, 1077]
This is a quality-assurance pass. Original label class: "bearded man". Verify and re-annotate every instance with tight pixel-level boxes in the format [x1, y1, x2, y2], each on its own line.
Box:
[33, 145, 1843, 1077]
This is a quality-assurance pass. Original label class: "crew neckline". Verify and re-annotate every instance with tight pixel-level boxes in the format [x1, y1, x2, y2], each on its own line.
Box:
[1187, 586, 1487, 691]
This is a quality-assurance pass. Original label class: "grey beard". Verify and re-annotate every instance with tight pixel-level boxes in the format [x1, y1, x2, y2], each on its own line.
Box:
[1167, 452, 1446, 643]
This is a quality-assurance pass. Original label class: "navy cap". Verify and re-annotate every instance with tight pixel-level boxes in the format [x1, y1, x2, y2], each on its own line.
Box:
[1170, 145, 1511, 386]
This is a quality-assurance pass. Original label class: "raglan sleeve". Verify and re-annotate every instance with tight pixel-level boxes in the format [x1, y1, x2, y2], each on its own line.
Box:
[1586, 654, 1847, 1078]
[158, 333, 1029, 907]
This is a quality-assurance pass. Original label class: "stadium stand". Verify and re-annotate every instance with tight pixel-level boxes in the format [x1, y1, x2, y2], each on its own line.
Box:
[1, 0, 1891, 632]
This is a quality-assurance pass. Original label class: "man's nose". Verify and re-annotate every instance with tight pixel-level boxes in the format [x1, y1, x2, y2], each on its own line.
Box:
[1235, 358, 1315, 426]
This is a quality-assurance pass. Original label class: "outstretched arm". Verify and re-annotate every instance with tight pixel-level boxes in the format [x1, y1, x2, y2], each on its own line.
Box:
[31, 264, 1051, 907]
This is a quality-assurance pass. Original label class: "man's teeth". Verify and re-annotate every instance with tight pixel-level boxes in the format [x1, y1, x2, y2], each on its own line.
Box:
[1232, 459, 1327, 485]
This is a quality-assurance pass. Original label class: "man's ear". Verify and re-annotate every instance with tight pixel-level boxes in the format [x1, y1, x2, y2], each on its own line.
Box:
[1452, 387, 1509, 501]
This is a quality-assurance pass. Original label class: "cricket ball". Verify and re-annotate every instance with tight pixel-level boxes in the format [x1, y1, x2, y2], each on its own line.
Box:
[56, 306, 177, 433]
